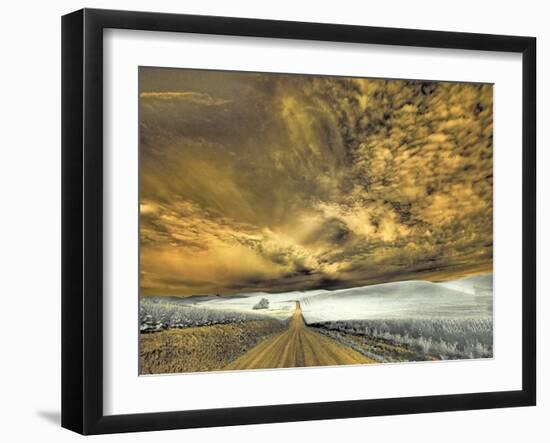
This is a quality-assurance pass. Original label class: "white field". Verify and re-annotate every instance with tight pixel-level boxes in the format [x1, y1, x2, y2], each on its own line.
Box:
[197, 290, 327, 319]
[146, 273, 493, 323]
[141, 274, 493, 358]
[300, 274, 493, 324]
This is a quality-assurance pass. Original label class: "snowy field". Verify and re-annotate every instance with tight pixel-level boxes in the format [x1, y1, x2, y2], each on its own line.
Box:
[182, 273, 493, 323]
[300, 274, 492, 323]
[314, 317, 493, 360]
[140, 274, 493, 358]
[139, 298, 274, 332]
[197, 290, 327, 319]
[297, 274, 493, 360]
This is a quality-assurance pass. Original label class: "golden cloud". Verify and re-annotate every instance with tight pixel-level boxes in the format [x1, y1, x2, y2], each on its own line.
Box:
[139, 68, 493, 295]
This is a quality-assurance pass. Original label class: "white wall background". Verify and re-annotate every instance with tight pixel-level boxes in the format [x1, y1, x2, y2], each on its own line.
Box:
[0, 1, 545, 441]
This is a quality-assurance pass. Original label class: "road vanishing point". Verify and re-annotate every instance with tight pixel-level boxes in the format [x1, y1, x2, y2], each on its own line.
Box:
[225, 302, 375, 370]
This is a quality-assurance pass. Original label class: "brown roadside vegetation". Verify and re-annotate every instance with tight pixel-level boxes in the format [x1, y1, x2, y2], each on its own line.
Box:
[311, 327, 439, 362]
[140, 319, 287, 374]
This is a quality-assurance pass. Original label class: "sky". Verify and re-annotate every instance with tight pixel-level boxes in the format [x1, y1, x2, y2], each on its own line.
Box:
[139, 67, 493, 296]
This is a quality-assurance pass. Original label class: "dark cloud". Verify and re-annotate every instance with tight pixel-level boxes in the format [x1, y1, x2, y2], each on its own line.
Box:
[139, 67, 493, 295]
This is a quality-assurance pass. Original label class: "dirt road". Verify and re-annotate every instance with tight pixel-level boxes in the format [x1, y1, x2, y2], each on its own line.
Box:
[225, 302, 374, 370]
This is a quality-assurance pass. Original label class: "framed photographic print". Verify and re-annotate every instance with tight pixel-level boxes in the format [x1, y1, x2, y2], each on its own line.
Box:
[61, 8, 536, 435]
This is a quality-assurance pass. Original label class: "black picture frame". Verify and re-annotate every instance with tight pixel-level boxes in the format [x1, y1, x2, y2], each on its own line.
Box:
[61, 8, 537, 435]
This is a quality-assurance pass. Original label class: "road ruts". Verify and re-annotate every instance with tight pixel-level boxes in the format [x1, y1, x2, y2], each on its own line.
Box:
[224, 302, 374, 370]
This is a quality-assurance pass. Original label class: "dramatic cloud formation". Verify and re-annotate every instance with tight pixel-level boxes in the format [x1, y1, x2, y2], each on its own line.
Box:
[139, 67, 493, 296]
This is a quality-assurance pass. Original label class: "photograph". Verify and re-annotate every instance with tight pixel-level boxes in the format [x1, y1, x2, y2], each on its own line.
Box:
[0, 1, 539, 438]
[0, 0, 543, 439]
[138, 67, 494, 375]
